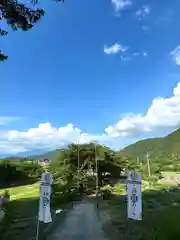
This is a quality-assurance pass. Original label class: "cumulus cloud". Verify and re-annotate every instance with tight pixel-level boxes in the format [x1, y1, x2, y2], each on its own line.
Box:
[104, 43, 127, 55]
[1, 83, 180, 154]
[171, 46, 180, 66]
[104, 43, 148, 59]
[0, 123, 108, 154]
[111, 0, 132, 13]
[105, 82, 180, 137]
[136, 5, 150, 20]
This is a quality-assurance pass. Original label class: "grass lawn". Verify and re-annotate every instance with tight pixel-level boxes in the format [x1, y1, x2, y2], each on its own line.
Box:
[99, 183, 180, 240]
[0, 183, 40, 240]
[0, 182, 40, 200]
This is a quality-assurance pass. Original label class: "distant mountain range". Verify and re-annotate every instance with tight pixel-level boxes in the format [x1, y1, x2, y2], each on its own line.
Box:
[119, 128, 180, 160]
[28, 150, 56, 160]
[30, 128, 180, 161]
[3, 128, 180, 161]
[28, 149, 65, 162]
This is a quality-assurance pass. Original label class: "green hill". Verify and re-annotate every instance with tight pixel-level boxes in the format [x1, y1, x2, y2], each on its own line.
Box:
[120, 128, 180, 160]
[29, 149, 64, 162]
[29, 150, 56, 160]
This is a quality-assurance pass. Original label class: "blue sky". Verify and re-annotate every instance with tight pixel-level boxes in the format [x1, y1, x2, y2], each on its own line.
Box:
[0, 0, 180, 156]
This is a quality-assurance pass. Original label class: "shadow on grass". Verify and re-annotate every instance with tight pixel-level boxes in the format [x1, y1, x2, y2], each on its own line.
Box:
[0, 197, 39, 240]
[0, 179, 39, 190]
[98, 186, 180, 240]
[0, 192, 83, 240]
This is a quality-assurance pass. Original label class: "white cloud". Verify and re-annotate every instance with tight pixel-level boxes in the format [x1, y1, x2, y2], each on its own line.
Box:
[136, 5, 150, 20]
[111, 0, 132, 13]
[104, 44, 148, 59]
[105, 82, 180, 137]
[132, 52, 148, 57]
[104, 43, 127, 55]
[1, 83, 180, 154]
[0, 117, 22, 126]
[0, 123, 107, 154]
[171, 46, 180, 66]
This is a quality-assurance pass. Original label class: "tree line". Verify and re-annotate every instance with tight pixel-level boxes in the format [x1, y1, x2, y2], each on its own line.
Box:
[2, 141, 176, 203]
[0, 158, 43, 188]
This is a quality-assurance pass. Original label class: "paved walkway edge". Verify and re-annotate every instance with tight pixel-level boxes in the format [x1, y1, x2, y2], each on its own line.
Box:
[41, 202, 75, 239]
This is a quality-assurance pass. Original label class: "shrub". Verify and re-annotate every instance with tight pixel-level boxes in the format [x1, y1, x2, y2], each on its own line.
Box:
[100, 185, 113, 200]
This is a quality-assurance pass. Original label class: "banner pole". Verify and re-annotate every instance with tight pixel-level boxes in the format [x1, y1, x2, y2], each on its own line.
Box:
[36, 184, 41, 240]
[35, 216, 40, 240]
[35, 171, 53, 240]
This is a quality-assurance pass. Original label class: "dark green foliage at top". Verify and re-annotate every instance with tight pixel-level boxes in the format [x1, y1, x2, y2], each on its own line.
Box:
[51, 143, 129, 189]
[54, 143, 128, 175]
[0, 0, 65, 61]
[49, 143, 131, 205]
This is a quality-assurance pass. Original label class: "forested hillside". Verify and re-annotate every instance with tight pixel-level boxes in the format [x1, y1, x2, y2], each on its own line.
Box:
[29, 149, 62, 161]
[120, 128, 180, 168]
[3, 128, 180, 177]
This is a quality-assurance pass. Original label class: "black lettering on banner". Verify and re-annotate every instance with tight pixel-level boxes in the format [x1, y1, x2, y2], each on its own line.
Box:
[131, 185, 138, 217]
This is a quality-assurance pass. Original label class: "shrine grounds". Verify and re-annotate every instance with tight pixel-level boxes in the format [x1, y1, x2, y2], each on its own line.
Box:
[1, 181, 180, 240]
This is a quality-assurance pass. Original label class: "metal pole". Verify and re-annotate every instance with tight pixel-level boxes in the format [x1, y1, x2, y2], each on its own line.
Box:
[77, 141, 80, 189]
[35, 217, 40, 240]
[137, 157, 139, 166]
[36, 184, 41, 240]
[146, 153, 151, 177]
[94, 143, 98, 196]
[63, 150, 66, 167]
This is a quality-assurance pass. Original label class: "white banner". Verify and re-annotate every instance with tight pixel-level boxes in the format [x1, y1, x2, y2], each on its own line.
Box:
[39, 185, 52, 223]
[127, 171, 141, 182]
[127, 171, 142, 220]
[38, 173, 53, 223]
[41, 172, 53, 185]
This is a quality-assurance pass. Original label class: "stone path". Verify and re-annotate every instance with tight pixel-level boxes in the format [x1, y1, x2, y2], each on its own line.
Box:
[48, 199, 108, 240]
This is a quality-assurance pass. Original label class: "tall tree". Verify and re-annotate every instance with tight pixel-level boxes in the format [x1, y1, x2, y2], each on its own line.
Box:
[0, 0, 64, 61]
[55, 143, 127, 182]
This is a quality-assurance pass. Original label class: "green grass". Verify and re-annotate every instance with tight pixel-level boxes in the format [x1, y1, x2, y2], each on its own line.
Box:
[0, 182, 40, 201]
[0, 181, 74, 240]
[0, 183, 40, 240]
[99, 183, 180, 240]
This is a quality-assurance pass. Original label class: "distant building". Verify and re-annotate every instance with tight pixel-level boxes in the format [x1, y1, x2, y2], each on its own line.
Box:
[38, 158, 51, 166]
[27, 159, 36, 164]
[161, 172, 180, 182]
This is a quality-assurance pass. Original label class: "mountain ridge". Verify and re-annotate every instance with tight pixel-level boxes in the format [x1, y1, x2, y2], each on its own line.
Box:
[3, 128, 180, 161]
[119, 128, 180, 160]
